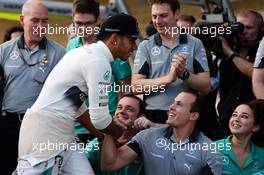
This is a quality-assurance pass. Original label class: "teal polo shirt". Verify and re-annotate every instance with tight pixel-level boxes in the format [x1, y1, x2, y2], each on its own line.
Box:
[215, 135, 264, 175]
[67, 37, 131, 134]
[66, 37, 83, 51]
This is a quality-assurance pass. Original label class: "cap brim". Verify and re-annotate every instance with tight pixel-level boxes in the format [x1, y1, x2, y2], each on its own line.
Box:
[130, 34, 141, 40]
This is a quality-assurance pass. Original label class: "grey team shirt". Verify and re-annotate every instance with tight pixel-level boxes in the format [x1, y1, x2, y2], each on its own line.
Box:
[0, 36, 65, 113]
[128, 126, 222, 175]
[133, 33, 209, 111]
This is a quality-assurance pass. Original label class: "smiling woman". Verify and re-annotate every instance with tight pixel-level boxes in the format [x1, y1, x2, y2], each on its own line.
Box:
[215, 99, 264, 175]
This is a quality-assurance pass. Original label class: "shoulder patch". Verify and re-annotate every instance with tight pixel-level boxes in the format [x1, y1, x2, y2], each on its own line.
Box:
[103, 70, 110, 81]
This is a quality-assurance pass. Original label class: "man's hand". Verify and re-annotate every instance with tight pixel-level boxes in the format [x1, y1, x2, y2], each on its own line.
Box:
[133, 116, 154, 130]
[219, 37, 233, 58]
[113, 116, 132, 131]
[167, 62, 178, 83]
[173, 53, 187, 77]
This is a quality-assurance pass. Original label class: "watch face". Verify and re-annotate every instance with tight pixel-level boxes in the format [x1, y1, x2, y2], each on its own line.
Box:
[181, 70, 190, 80]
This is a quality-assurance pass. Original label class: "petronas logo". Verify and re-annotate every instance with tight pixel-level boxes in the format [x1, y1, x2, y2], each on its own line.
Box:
[104, 70, 110, 81]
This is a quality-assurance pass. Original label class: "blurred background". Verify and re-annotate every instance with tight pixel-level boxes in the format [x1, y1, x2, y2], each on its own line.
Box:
[0, 0, 264, 47]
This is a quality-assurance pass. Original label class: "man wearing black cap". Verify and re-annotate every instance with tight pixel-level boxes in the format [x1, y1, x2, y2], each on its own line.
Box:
[13, 13, 139, 175]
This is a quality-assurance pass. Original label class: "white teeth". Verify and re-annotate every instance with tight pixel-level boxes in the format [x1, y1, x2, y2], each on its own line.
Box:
[231, 123, 241, 129]
[168, 114, 174, 118]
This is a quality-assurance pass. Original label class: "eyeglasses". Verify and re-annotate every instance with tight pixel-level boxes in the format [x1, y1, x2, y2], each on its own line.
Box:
[73, 20, 97, 27]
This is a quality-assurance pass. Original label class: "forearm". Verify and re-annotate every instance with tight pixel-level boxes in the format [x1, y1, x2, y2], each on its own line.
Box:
[132, 75, 173, 94]
[185, 72, 211, 95]
[78, 111, 122, 139]
[232, 56, 253, 78]
[221, 38, 253, 78]
[101, 134, 118, 171]
[253, 82, 264, 99]
[100, 121, 122, 139]
[77, 111, 104, 138]
[252, 69, 264, 99]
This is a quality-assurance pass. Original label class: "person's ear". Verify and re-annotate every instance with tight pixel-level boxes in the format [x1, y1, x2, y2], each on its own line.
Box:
[252, 124, 260, 132]
[96, 16, 102, 26]
[174, 9, 181, 21]
[190, 112, 199, 121]
[109, 33, 119, 46]
[19, 15, 24, 26]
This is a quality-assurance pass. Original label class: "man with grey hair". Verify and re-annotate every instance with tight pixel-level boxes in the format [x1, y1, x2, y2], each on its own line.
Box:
[0, 0, 65, 173]
[215, 10, 264, 139]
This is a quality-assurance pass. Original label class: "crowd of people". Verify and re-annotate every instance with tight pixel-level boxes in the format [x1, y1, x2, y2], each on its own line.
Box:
[1, 0, 264, 174]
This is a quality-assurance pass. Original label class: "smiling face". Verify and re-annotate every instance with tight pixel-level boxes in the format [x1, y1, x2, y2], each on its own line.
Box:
[115, 35, 137, 60]
[229, 104, 260, 136]
[151, 3, 179, 36]
[166, 92, 198, 128]
[115, 96, 141, 128]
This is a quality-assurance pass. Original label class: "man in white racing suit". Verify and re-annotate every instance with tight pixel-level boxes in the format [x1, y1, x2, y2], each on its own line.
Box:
[13, 13, 139, 175]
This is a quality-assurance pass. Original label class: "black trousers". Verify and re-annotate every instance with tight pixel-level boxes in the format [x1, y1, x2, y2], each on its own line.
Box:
[0, 112, 24, 175]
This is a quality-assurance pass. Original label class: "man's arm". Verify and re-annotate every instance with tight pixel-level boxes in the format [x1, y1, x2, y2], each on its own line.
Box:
[220, 37, 253, 78]
[133, 116, 167, 130]
[230, 55, 253, 78]
[252, 68, 264, 99]
[101, 134, 138, 171]
[132, 66, 177, 94]
[77, 110, 124, 139]
[77, 111, 104, 138]
[175, 53, 211, 95]
[184, 71, 211, 95]
[132, 40, 178, 94]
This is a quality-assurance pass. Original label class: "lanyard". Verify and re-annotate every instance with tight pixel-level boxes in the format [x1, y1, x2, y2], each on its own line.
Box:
[15, 42, 49, 67]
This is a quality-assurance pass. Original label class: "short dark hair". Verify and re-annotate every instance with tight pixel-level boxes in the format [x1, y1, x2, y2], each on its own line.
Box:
[148, 0, 180, 13]
[72, 0, 100, 19]
[180, 89, 207, 116]
[3, 25, 24, 42]
[120, 94, 146, 116]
